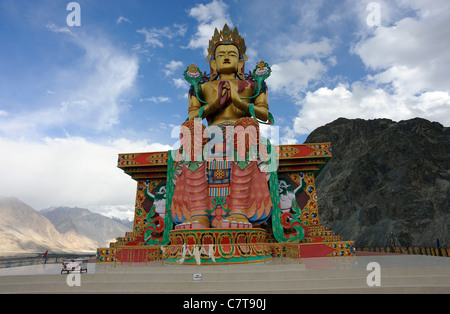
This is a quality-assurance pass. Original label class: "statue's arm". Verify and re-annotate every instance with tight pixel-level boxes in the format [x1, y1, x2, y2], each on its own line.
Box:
[253, 91, 269, 122]
[188, 94, 202, 120]
[230, 83, 269, 121]
[188, 85, 220, 121]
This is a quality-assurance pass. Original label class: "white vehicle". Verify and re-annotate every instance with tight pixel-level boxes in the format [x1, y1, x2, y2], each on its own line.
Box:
[61, 259, 87, 274]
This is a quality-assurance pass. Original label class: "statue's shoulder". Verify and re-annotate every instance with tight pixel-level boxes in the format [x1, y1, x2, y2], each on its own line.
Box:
[200, 79, 218, 92]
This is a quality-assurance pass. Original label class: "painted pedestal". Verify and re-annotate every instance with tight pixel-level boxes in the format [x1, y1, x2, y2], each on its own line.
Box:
[166, 228, 272, 265]
[96, 143, 356, 264]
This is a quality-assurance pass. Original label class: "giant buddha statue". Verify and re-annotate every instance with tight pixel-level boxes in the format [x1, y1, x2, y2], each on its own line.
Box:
[97, 23, 356, 265]
[170, 24, 275, 230]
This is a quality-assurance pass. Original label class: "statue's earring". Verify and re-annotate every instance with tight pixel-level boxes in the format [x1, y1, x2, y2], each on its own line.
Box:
[210, 59, 218, 81]
[237, 59, 245, 80]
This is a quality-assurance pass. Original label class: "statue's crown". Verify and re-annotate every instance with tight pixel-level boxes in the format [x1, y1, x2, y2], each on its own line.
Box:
[207, 24, 247, 62]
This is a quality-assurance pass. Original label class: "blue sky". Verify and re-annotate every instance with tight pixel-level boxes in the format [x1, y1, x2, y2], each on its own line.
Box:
[1, 0, 449, 219]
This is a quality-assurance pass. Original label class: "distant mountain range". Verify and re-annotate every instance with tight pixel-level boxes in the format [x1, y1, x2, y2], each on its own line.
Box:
[0, 197, 131, 256]
[306, 117, 449, 247]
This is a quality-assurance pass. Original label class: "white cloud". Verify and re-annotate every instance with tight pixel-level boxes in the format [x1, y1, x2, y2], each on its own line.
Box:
[268, 59, 328, 101]
[265, 37, 334, 102]
[163, 60, 184, 76]
[186, 0, 233, 55]
[353, 0, 450, 122]
[293, 83, 388, 134]
[137, 24, 186, 48]
[140, 96, 172, 103]
[117, 16, 132, 24]
[173, 78, 189, 90]
[292, 82, 450, 135]
[285, 0, 450, 138]
[409, 91, 450, 124]
[280, 38, 333, 60]
[353, 2, 450, 93]
[0, 29, 139, 139]
[279, 126, 298, 145]
[46, 22, 73, 35]
[137, 27, 167, 48]
[57, 35, 139, 131]
[0, 136, 173, 219]
[173, 24, 187, 37]
[343, 0, 415, 30]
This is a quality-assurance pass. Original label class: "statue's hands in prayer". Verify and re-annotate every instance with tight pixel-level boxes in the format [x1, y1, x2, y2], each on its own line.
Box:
[217, 80, 231, 106]
[228, 80, 249, 114]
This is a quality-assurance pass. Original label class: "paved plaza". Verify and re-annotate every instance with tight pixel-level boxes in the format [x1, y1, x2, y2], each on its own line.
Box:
[0, 254, 449, 293]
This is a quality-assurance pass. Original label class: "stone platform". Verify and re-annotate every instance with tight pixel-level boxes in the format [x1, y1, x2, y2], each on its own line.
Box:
[1, 255, 449, 294]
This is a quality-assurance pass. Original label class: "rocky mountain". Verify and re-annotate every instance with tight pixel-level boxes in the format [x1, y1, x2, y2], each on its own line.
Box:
[0, 197, 97, 256]
[41, 206, 131, 248]
[111, 217, 133, 230]
[305, 117, 450, 247]
[0, 197, 131, 256]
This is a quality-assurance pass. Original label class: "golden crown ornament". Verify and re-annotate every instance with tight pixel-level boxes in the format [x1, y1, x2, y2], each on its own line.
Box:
[206, 24, 248, 62]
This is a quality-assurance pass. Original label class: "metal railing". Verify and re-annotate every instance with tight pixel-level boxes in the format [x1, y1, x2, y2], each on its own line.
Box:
[356, 246, 449, 257]
[0, 254, 96, 269]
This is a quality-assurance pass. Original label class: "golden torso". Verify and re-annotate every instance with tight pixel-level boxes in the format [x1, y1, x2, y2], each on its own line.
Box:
[201, 78, 253, 125]
[187, 44, 269, 125]
[188, 76, 269, 125]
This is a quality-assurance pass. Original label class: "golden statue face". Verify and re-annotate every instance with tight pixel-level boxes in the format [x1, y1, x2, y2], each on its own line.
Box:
[214, 44, 240, 75]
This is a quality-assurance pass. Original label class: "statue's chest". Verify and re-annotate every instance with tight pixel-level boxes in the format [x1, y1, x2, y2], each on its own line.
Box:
[203, 80, 254, 99]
